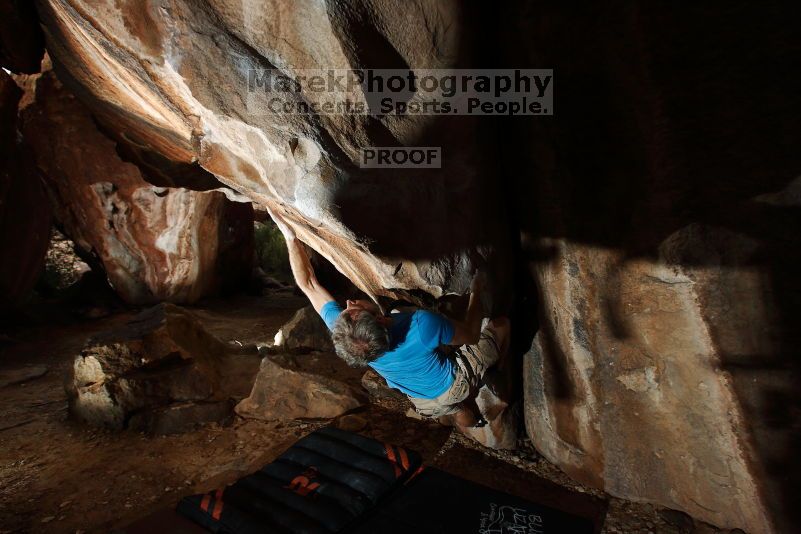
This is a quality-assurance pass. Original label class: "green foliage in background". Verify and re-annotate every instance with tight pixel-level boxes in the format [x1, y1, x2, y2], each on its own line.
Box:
[254, 221, 291, 281]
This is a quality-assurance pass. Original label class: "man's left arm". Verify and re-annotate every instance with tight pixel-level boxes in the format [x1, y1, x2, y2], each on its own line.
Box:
[268, 206, 334, 314]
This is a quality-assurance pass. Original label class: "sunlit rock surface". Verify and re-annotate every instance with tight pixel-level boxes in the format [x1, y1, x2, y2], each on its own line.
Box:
[34, 1, 801, 532]
[34, 0, 509, 308]
[20, 69, 253, 305]
[273, 305, 334, 353]
[506, 4, 801, 532]
[68, 303, 230, 431]
[236, 352, 366, 421]
[524, 246, 770, 532]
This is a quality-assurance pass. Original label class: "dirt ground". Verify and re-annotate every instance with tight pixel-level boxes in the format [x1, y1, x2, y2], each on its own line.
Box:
[0, 294, 727, 533]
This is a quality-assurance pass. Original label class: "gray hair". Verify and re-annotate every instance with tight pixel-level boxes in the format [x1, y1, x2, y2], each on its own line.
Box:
[331, 310, 390, 367]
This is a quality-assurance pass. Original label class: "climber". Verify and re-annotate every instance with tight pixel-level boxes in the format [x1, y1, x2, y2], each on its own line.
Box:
[268, 205, 510, 429]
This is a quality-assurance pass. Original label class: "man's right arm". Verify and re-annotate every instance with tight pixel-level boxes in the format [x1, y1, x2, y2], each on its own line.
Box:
[268, 206, 334, 314]
[448, 272, 484, 346]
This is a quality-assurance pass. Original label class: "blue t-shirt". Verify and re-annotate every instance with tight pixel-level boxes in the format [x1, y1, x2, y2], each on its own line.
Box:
[320, 301, 455, 399]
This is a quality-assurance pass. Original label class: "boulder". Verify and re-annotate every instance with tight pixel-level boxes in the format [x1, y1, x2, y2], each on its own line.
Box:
[33, 0, 510, 310]
[0, 70, 52, 313]
[68, 303, 231, 431]
[523, 248, 773, 532]
[360, 368, 406, 401]
[33, 1, 801, 532]
[128, 400, 235, 435]
[19, 69, 254, 305]
[503, 5, 801, 532]
[40, 229, 89, 292]
[335, 413, 368, 433]
[236, 353, 365, 421]
[273, 305, 334, 353]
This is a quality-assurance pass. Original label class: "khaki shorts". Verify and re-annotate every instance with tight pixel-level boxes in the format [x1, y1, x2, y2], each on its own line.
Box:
[409, 325, 501, 418]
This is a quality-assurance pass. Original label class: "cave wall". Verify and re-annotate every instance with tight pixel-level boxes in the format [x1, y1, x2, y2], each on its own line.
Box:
[33, 0, 510, 309]
[27, 0, 801, 532]
[0, 69, 52, 313]
[18, 67, 254, 305]
[503, 3, 801, 533]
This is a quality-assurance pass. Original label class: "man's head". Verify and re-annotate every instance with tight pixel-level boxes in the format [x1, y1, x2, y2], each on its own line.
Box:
[331, 299, 390, 367]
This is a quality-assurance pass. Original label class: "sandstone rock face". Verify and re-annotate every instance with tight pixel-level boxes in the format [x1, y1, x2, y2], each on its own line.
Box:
[0, 70, 52, 312]
[236, 353, 365, 421]
[34, 1, 801, 532]
[19, 69, 254, 305]
[360, 368, 406, 402]
[68, 303, 231, 431]
[34, 0, 509, 309]
[524, 248, 769, 531]
[505, 5, 801, 533]
[273, 305, 334, 353]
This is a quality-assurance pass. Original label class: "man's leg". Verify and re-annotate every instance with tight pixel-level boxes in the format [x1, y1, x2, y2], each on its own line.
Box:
[459, 316, 510, 379]
[451, 316, 513, 413]
[408, 372, 470, 422]
[453, 404, 477, 428]
[484, 316, 510, 371]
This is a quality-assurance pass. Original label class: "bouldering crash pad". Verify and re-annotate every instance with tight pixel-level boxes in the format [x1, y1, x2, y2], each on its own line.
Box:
[170, 427, 601, 533]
